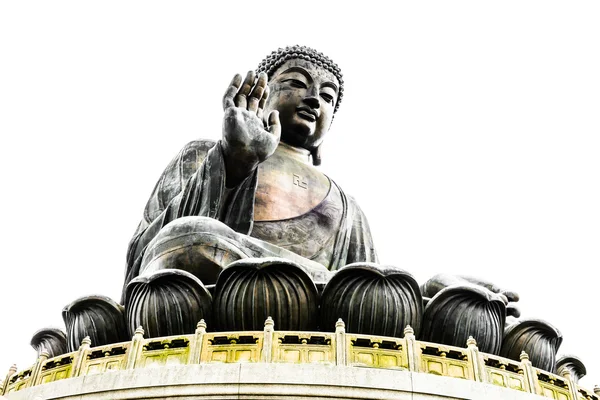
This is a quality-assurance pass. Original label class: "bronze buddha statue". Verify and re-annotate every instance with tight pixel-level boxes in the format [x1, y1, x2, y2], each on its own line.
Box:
[118, 45, 517, 343]
[123, 46, 378, 298]
[39, 46, 563, 373]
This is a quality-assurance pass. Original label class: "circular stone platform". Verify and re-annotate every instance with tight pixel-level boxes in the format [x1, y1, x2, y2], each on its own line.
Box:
[6, 363, 547, 400]
[2, 322, 596, 400]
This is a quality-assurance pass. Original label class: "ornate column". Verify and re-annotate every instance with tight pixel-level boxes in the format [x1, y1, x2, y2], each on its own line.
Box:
[466, 336, 487, 383]
[335, 319, 347, 366]
[28, 349, 49, 387]
[0, 364, 17, 396]
[187, 320, 207, 364]
[519, 351, 541, 395]
[262, 317, 274, 363]
[70, 336, 91, 378]
[126, 327, 145, 369]
[403, 325, 420, 373]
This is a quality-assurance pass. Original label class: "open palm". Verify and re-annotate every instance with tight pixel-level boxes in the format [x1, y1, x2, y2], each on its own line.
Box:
[221, 71, 281, 187]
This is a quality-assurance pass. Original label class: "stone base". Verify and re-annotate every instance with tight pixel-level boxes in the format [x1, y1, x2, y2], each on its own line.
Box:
[7, 363, 545, 400]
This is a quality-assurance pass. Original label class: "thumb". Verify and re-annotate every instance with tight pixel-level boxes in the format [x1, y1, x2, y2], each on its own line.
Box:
[268, 110, 281, 141]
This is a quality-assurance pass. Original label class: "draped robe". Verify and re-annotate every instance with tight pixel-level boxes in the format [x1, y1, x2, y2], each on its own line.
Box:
[123, 139, 377, 298]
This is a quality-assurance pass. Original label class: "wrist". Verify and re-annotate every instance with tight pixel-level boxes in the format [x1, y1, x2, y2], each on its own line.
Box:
[224, 155, 258, 188]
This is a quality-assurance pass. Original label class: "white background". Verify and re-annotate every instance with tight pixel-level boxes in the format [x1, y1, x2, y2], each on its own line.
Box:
[0, 0, 598, 389]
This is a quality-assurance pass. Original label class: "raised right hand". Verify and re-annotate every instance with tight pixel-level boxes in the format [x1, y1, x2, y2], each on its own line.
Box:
[221, 71, 281, 187]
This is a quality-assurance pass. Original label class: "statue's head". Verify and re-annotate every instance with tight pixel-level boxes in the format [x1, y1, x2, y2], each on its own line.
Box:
[257, 46, 344, 165]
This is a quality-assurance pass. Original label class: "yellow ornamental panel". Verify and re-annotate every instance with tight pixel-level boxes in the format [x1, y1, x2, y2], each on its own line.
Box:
[272, 333, 335, 364]
[166, 354, 185, 365]
[379, 355, 397, 368]
[282, 350, 300, 363]
[106, 361, 121, 371]
[86, 364, 102, 375]
[426, 360, 443, 375]
[356, 352, 375, 366]
[537, 371, 572, 400]
[347, 335, 407, 370]
[144, 355, 164, 368]
[448, 364, 467, 379]
[235, 350, 253, 362]
[308, 351, 325, 363]
[201, 333, 263, 363]
[490, 372, 505, 386]
[509, 376, 525, 391]
[55, 369, 69, 380]
[483, 355, 527, 391]
[210, 351, 228, 362]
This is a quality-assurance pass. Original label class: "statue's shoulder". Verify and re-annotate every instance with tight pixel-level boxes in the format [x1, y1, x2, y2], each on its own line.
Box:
[181, 139, 218, 152]
[179, 139, 218, 160]
[175, 139, 218, 177]
[145, 139, 219, 222]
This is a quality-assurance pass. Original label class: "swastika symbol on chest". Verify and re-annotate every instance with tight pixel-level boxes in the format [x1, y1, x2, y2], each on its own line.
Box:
[293, 174, 308, 189]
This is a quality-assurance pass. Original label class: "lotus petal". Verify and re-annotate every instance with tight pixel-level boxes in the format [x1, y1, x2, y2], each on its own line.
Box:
[213, 258, 319, 331]
[320, 263, 422, 337]
[125, 269, 212, 338]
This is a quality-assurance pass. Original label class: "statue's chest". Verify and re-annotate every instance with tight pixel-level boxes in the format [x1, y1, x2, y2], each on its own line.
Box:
[254, 158, 330, 221]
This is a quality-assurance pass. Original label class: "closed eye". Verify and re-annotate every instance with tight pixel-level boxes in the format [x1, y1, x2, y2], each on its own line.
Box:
[283, 79, 307, 89]
[320, 93, 334, 103]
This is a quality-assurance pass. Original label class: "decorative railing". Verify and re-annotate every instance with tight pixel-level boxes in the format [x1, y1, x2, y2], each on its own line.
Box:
[1, 318, 598, 399]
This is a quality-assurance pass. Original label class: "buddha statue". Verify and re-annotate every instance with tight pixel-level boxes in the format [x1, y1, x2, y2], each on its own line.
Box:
[40, 46, 563, 373]
[122, 46, 379, 300]
[118, 46, 504, 343]
[114, 46, 423, 336]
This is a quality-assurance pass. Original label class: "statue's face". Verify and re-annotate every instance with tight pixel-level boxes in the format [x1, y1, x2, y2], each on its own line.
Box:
[264, 59, 339, 151]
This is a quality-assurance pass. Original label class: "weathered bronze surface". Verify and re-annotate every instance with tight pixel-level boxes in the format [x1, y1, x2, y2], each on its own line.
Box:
[125, 269, 212, 338]
[29, 46, 571, 379]
[501, 318, 563, 372]
[421, 285, 506, 354]
[556, 355, 587, 383]
[123, 49, 376, 304]
[62, 295, 128, 352]
[123, 46, 376, 300]
[320, 263, 422, 337]
[30, 328, 67, 359]
[213, 258, 319, 331]
[422, 274, 521, 318]
[254, 143, 330, 221]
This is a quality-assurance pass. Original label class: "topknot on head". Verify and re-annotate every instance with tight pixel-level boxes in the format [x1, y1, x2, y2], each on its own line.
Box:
[256, 45, 344, 113]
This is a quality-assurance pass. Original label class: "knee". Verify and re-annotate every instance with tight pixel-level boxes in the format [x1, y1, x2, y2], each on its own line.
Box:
[140, 217, 247, 286]
[158, 216, 238, 241]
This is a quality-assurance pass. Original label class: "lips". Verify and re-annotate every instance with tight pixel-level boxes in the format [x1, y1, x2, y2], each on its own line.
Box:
[296, 107, 318, 122]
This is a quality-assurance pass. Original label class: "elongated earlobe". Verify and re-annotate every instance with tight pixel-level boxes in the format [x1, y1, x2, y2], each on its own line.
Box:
[311, 145, 322, 166]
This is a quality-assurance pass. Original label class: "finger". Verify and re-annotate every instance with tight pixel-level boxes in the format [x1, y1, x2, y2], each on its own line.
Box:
[234, 70, 255, 109]
[223, 74, 243, 110]
[498, 293, 509, 305]
[507, 303, 521, 318]
[247, 72, 268, 113]
[267, 110, 281, 140]
[257, 85, 270, 120]
[501, 290, 520, 303]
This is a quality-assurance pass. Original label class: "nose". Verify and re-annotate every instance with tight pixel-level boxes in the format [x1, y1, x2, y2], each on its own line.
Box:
[303, 85, 320, 109]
